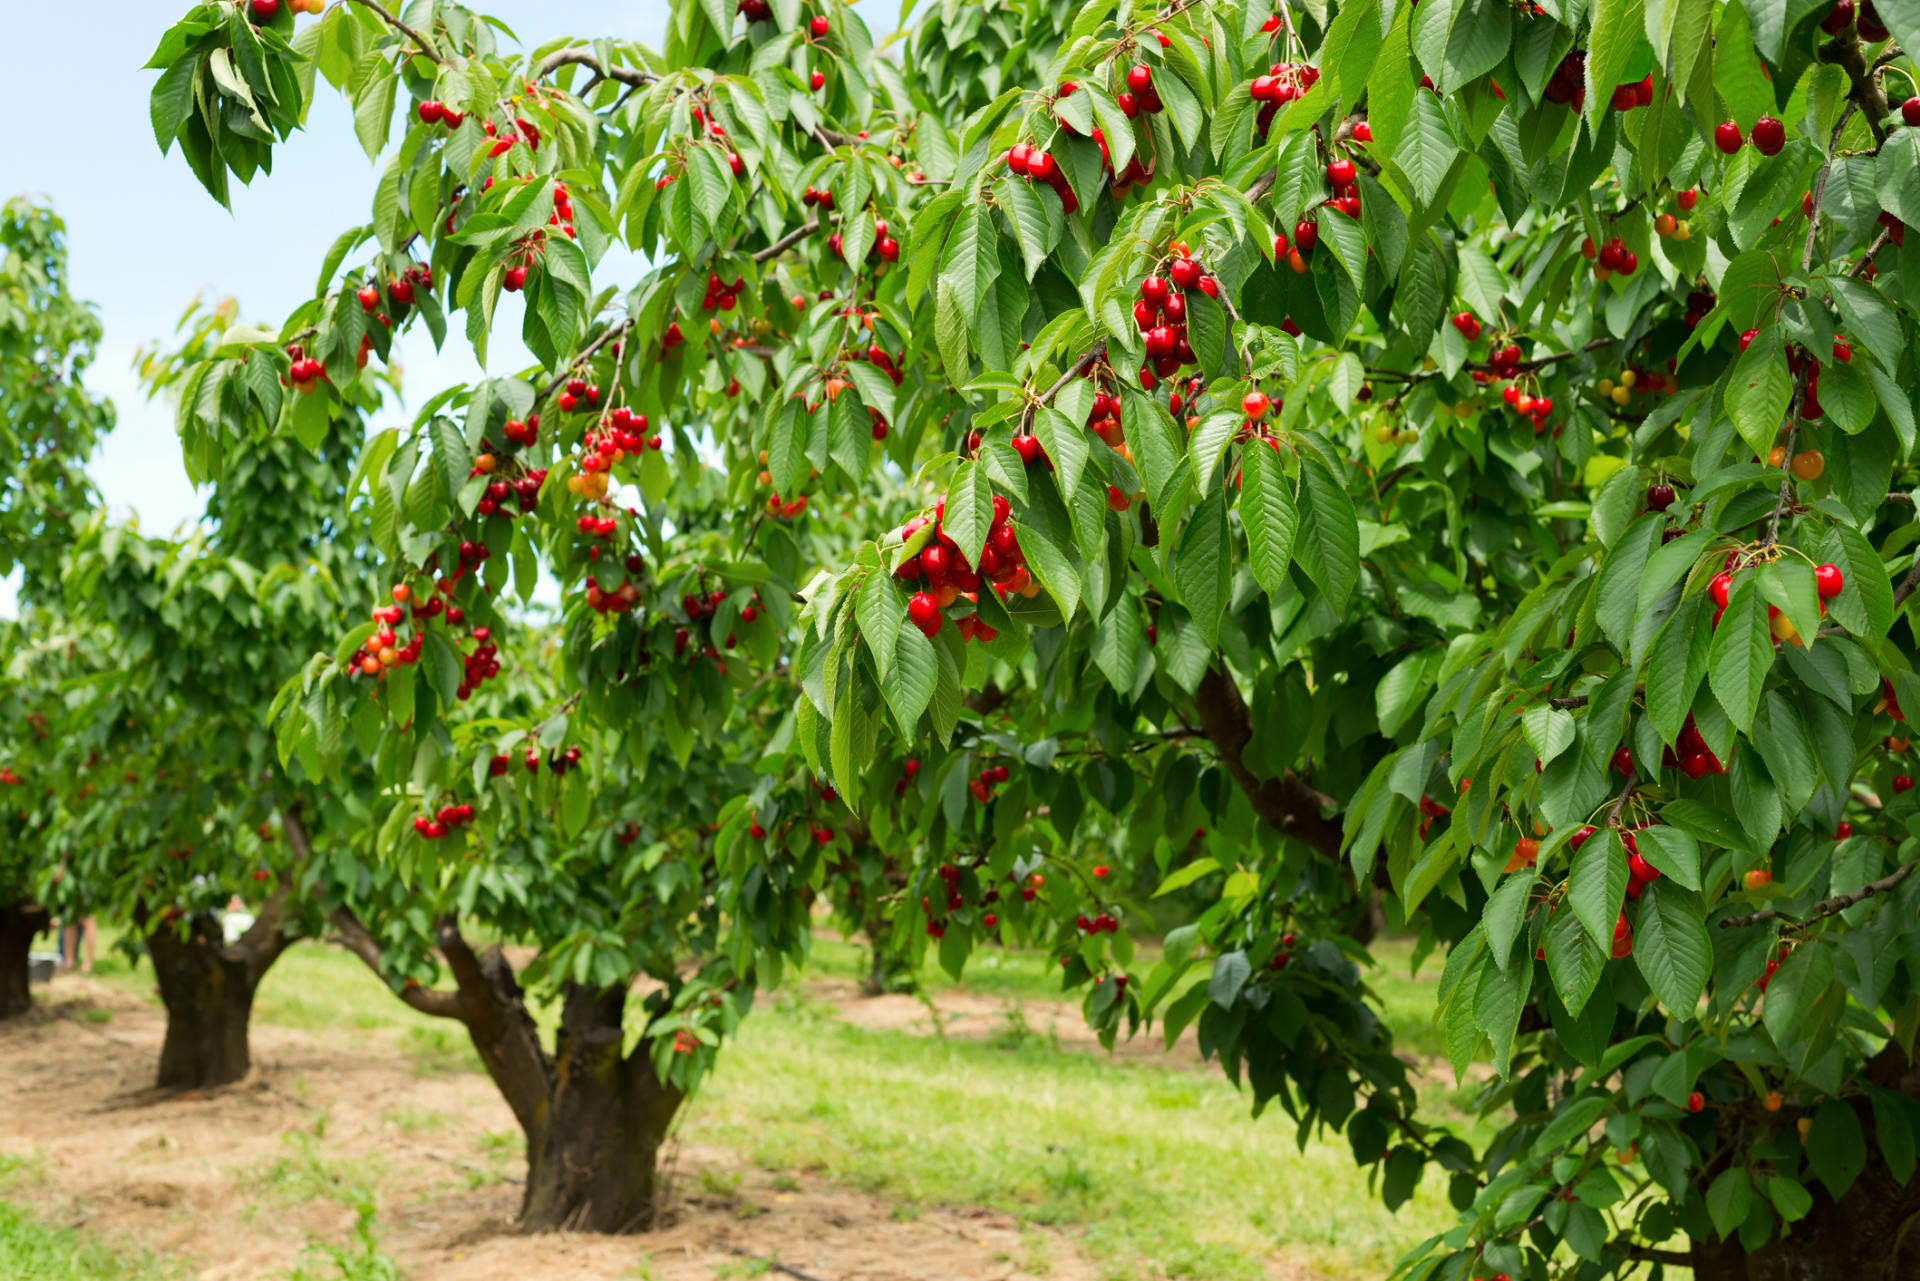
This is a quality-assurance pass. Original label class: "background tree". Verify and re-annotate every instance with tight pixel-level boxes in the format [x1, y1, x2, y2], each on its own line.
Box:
[144, 0, 1920, 1275]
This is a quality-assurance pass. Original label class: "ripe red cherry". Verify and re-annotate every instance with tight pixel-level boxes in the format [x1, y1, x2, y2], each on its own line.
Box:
[1688, 1091, 1705, 1113]
[1140, 275, 1170, 307]
[503, 265, 528, 291]
[1708, 571, 1732, 608]
[1677, 187, 1698, 211]
[1127, 64, 1153, 94]
[1714, 120, 1743, 153]
[1293, 219, 1319, 251]
[1896, 775, 1915, 794]
[809, 14, 829, 35]
[1628, 851, 1661, 883]
[1835, 821, 1853, 840]
[417, 100, 444, 124]
[1353, 121, 1372, 142]
[1327, 157, 1356, 186]
[907, 592, 941, 637]
[1905, 97, 1920, 128]
[356, 285, 380, 311]
[1646, 482, 1675, 511]
[249, 0, 280, 18]
[1611, 745, 1633, 777]
[1751, 116, 1786, 156]
[1243, 390, 1270, 419]
[1814, 563, 1844, 598]
[810, 70, 826, 91]
[1169, 257, 1202, 290]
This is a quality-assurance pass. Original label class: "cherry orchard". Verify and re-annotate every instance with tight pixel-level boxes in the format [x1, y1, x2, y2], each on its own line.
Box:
[144, 0, 1920, 1275]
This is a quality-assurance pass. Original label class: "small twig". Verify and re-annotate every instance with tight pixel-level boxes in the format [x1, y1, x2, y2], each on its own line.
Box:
[723, 1245, 832, 1280]
[1761, 364, 1813, 546]
[1852, 229, 1892, 276]
[1893, 556, 1920, 610]
[1720, 860, 1917, 928]
[1018, 342, 1105, 433]
[347, 0, 444, 63]
[537, 318, 638, 402]
[1802, 104, 1858, 272]
[1548, 694, 1589, 710]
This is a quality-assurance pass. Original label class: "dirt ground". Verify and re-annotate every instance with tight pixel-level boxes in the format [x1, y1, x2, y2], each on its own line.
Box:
[0, 976, 1113, 1281]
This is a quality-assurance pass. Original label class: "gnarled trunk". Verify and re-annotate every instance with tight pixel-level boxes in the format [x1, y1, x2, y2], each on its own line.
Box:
[1, 900, 49, 1019]
[516, 986, 684, 1232]
[1687, 1045, 1920, 1279]
[332, 905, 686, 1234]
[148, 917, 262, 1088]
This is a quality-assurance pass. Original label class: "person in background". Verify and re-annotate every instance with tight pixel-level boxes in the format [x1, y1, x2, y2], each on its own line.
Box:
[60, 913, 96, 975]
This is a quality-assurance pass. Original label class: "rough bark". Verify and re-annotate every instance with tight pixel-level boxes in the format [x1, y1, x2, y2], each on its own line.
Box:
[148, 916, 263, 1088]
[1687, 1044, 1920, 1279]
[143, 841, 303, 1089]
[1193, 666, 1346, 861]
[517, 984, 685, 1232]
[331, 904, 685, 1232]
[1, 900, 50, 1019]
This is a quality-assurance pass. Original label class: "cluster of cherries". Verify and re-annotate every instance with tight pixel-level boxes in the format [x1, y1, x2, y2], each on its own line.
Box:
[583, 555, 647, 615]
[283, 342, 335, 393]
[0, 765, 21, 786]
[487, 744, 583, 777]
[1540, 50, 1587, 109]
[701, 272, 747, 312]
[1005, 141, 1084, 214]
[893, 757, 922, 797]
[556, 377, 602, 415]
[471, 455, 547, 518]
[735, 0, 774, 22]
[1678, 285, 1716, 330]
[967, 763, 1011, 803]
[1707, 553, 1843, 644]
[581, 406, 662, 473]
[1607, 75, 1655, 113]
[414, 99, 467, 129]
[1075, 910, 1120, 935]
[413, 803, 475, 840]
[897, 497, 1035, 639]
[1713, 116, 1786, 157]
[482, 114, 542, 161]
[349, 584, 426, 678]
[1580, 234, 1642, 279]
[1130, 248, 1218, 389]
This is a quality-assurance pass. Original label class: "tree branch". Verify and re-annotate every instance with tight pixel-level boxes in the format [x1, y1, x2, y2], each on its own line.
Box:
[753, 218, 821, 263]
[1019, 342, 1105, 434]
[1719, 860, 1918, 928]
[347, 0, 444, 64]
[1192, 665, 1344, 862]
[327, 905, 467, 1018]
[532, 47, 654, 88]
[230, 809, 315, 982]
[1893, 555, 1920, 610]
[537, 317, 636, 402]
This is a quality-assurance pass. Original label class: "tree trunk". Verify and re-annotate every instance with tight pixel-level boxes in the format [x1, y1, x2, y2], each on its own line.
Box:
[1687, 1045, 1920, 1278]
[148, 916, 262, 1089]
[515, 985, 685, 1232]
[0, 900, 49, 1019]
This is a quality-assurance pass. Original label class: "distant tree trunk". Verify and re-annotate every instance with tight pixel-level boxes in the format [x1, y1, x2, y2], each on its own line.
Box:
[141, 845, 304, 1089]
[0, 900, 49, 1019]
[148, 916, 261, 1088]
[1686, 1044, 1920, 1279]
[330, 904, 686, 1233]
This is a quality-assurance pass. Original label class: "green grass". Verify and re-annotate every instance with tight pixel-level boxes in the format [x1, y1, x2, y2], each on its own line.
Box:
[0, 1202, 176, 1281]
[681, 988, 1462, 1281]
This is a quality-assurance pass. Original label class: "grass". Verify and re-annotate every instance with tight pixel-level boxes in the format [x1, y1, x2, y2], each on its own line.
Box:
[679, 986, 1464, 1281]
[65, 921, 1473, 1280]
[0, 1201, 176, 1281]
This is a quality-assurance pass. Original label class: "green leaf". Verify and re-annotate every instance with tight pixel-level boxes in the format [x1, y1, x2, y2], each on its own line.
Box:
[1806, 1099, 1868, 1201]
[1707, 572, 1773, 732]
[353, 67, 398, 163]
[1395, 92, 1461, 205]
[1584, 0, 1645, 132]
[1412, 0, 1513, 97]
[1633, 825, 1701, 890]
[942, 461, 991, 569]
[1706, 1167, 1752, 1240]
[1595, 513, 1664, 653]
[1633, 882, 1710, 1014]
[940, 205, 1001, 327]
[1239, 441, 1297, 596]
[1569, 827, 1629, 952]
[1545, 898, 1605, 1016]
[1174, 490, 1231, 647]
[1484, 870, 1535, 970]
[882, 618, 937, 729]
[1878, 128, 1920, 232]
[1724, 326, 1792, 462]
[1294, 455, 1359, 614]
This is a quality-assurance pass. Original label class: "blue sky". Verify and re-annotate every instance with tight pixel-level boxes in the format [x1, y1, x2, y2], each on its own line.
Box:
[3, 0, 903, 614]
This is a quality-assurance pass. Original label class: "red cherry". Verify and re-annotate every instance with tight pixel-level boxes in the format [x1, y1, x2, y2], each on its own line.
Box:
[1140, 275, 1171, 308]
[1677, 188, 1698, 211]
[1708, 571, 1732, 608]
[1127, 64, 1153, 95]
[1354, 121, 1372, 142]
[1714, 121, 1743, 153]
[1326, 158, 1356, 186]
[809, 14, 829, 35]
[907, 592, 942, 637]
[1688, 1091, 1705, 1113]
[1293, 219, 1319, 251]
[810, 70, 826, 91]
[1169, 257, 1202, 290]
[1835, 821, 1853, 840]
[249, 0, 280, 18]
[1814, 563, 1843, 598]
[1895, 775, 1915, 794]
[1751, 116, 1786, 156]
[1242, 390, 1270, 419]
[1905, 97, 1920, 128]
[417, 100, 445, 124]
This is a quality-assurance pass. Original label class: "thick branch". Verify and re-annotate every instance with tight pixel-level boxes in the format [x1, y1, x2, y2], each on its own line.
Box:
[1894, 555, 1920, 610]
[347, 0, 443, 63]
[327, 906, 467, 1019]
[436, 915, 554, 1137]
[532, 47, 654, 88]
[1192, 666, 1344, 861]
[1720, 860, 1918, 928]
[230, 809, 315, 982]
